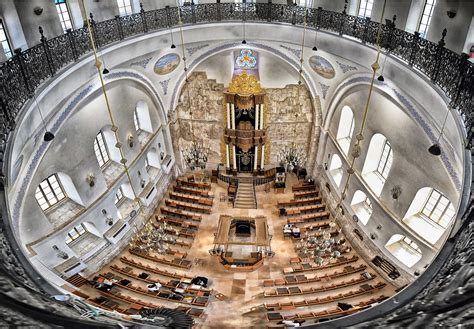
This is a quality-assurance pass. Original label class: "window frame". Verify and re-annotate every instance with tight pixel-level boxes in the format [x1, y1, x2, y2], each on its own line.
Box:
[0, 18, 13, 59]
[117, 0, 133, 16]
[35, 174, 67, 211]
[55, 0, 73, 32]
[94, 131, 111, 168]
[375, 140, 392, 181]
[115, 187, 124, 205]
[401, 236, 422, 255]
[133, 109, 140, 131]
[418, 0, 436, 38]
[358, 0, 374, 18]
[65, 223, 87, 244]
[419, 189, 454, 228]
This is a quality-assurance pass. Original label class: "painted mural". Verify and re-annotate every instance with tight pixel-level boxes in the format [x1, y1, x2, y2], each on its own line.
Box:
[309, 55, 335, 79]
[154, 53, 180, 75]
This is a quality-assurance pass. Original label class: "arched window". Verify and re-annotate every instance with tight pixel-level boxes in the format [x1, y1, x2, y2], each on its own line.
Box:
[65, 223, 86, 244]
[329, 154, 343, 187]
[336, 105, 355, 156]
[135, 101, 153, 133]
[362, 134, 392, 197]
[403, 187, 455, 244]
[418, 0, 436, 38]
[35, 174, 66, 211]
[358, 0, 374, 18]
[94, 131, 110, 167]
[55, 0, 73, 32]
[117, 0, 132, 16]
[385, 234, 422, 268]
[350, 190, 373, 225]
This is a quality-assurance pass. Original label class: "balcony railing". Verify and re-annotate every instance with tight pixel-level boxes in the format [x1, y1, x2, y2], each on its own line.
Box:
[0, 3, 472, 170]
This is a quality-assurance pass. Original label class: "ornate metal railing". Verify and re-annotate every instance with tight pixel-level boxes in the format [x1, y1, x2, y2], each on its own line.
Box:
[0, 2, 473, 178]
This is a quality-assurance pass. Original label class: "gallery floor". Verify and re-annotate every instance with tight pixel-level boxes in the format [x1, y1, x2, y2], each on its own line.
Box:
[79, 174, 396, 328]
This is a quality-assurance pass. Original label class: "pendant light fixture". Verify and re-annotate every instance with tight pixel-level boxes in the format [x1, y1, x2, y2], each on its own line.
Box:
[377, 52, 388, 82]
[242, 2, 247, 44]
[169, 26, 176, 49]
[428, 108, 450, 156]
[32, 93, 54, 142]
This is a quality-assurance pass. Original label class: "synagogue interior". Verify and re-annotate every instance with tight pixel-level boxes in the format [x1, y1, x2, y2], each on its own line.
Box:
[0, 0, 473, 328]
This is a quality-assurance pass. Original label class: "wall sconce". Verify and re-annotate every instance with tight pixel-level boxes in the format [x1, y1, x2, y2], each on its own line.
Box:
[140, 179, 146, 188]
[34, 7, 43, 15]
[352, 215, 359, 223]
[376, 224, 382, 230]
[391, 185, 402, 200]
[106, 217, 114, 226]
[86, 174, 96, 187]
[370, 233, 377, 240]
[160, 151, 164, 160]
[52, 245, 69, 260]
[446, 11, 456, 18]
[127, 134, 134, 148]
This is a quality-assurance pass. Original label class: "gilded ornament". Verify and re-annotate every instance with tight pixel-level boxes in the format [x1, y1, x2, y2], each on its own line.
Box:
[228, 71, 263, 95]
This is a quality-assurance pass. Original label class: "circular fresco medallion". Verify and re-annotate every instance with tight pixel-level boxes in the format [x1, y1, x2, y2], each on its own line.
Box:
[309, 55, 335, 79]
[154, 53, 180, 75]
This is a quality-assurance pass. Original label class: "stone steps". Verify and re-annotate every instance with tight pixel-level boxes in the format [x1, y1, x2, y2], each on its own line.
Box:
[234, 182, 257, 209]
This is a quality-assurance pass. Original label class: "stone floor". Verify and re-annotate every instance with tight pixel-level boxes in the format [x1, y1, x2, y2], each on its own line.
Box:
[83, 174, 395, 328]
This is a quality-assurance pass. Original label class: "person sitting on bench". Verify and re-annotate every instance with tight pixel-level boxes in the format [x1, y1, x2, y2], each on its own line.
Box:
[146, 282, 162, 292]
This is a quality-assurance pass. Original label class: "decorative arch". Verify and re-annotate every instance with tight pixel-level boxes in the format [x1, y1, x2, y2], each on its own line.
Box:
[329, 154, 343, 187]
[385, 234, 422, 268]
[350, 190, 372, 225]
[336, 105, 355, 156]
[402, 187, 455, 245]
[361, 133, 392, 197]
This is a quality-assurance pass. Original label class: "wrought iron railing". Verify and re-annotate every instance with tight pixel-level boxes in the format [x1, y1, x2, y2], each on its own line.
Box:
[0, 2, 473, 177]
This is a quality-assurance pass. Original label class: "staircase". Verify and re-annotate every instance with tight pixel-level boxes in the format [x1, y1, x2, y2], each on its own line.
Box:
[234, 178, 257, 209]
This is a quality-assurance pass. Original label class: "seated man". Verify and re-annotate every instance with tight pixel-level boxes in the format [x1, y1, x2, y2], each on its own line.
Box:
[146, 282, 162, 292]
[191, 276, 208, 288]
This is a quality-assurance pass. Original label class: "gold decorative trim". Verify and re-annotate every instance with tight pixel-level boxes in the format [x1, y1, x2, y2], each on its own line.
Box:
[228, 70, 263, 95]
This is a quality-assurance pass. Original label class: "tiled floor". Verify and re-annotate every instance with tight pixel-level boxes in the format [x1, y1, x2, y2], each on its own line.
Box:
[84, 174, 395, 328]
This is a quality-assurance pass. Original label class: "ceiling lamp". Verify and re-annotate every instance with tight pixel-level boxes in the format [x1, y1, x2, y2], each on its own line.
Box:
[129, 221, 177, 254]
[242, 2, 247, 44]
[377, 53, 388, 81]
[429, 108, 450, 156]
[32, 93, 54, 142]
[278, 142, 307, 172]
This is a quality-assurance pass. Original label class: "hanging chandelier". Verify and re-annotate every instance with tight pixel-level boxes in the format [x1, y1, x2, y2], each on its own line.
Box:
[278, 142, 307, 172]
[296, 222, 345, 266]
[183, 140, 209, 170]
[129, 221, 177, 254]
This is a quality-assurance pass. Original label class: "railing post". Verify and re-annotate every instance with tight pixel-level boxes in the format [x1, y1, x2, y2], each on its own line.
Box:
[39, 26, 55, 77]
[191, 0, 196, 24]
[316, 7, 322, 30]
[361, 17, 370, 44]
[431, 28, 446, 83]
[140, 3, 148, 33]
[115, 15, 124, 40]
[339, 1, 348, 35]
[13, 48, 31, 94]
[89, 13, 99, 48]
[453, 52, 470, 107]
[408, 32, 420, 66]
[165, 5, 172, 27]
[66, 28, 78, 61]
[267, 0, 272, 22]
[291, 3, 296, 25]
[216, 0, 221, 22]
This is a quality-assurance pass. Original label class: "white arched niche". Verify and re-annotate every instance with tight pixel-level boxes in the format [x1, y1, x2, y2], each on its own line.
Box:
[361, 133, 392, 197]
[385, 234, 422, 268]
[336, 105, 355, 156]
[402, 187, 455, 245]
[350, 190, 373, 225]
[329, 154, 343, 187]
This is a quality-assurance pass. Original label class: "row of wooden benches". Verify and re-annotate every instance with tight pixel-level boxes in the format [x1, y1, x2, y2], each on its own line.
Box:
[284, 255, 360, 274]
[129, 248, 192, 270]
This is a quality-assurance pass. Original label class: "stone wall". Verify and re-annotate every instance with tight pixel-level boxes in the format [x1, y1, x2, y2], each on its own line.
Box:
[171, 72, 317, 171]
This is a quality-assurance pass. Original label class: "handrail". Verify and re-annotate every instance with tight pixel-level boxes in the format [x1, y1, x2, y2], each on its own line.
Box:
[0, 2, 472, 183]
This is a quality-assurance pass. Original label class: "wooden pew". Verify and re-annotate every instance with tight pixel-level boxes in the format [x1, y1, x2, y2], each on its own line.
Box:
[129, 249, 192, 269]
[160, 206, 202, 222]
[287, 211, 331, 224]
[278, 197, 322, 208]
[165, 199, 212, 214]
[169, 191, 213, 206]
[284, 204, 326, 216]
[174, 185, 211, 197]
[156, 215, 199, 231]
[120, 256, 193, 280]
[293, 190, 319, 199]
[284, 256, 360, 274]
[292, 184, 317, 192]
[176, 178, 211, 190]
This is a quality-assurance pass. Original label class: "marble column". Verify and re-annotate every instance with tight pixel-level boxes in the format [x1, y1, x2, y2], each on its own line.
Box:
[261, 145, 265, 169]
[226, 103, 231, 128]
[232, 145, 237, 169]
[226, 144, 230, 168]
[231, 104, 236, 129]
[255, 105, 259, 130]
[260, 105, 264, 129]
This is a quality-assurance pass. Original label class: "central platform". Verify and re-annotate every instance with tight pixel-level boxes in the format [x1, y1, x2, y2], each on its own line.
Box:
[210, 215, 272, 271]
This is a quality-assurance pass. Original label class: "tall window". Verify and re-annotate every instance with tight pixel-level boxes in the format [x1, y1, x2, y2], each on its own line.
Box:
[350, 190, 373, 225]
[133, 109, 140, 131]
[376, 140, 393, 181]
[55, 0, 73, 32]
[35, 174, 66, 211]
[418, 0, 436, 38]
[117, 0, 132, 16]
[385, 234, 422, 268]
[358, 0, 374, 18]
[420, 189, 455, 228]
[0, 19, 12, 59]
[65, 224, 86, 244]
[94, 131, 110, 168]
[115, 187, 124, 204]
[336, 106, 355, 156]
